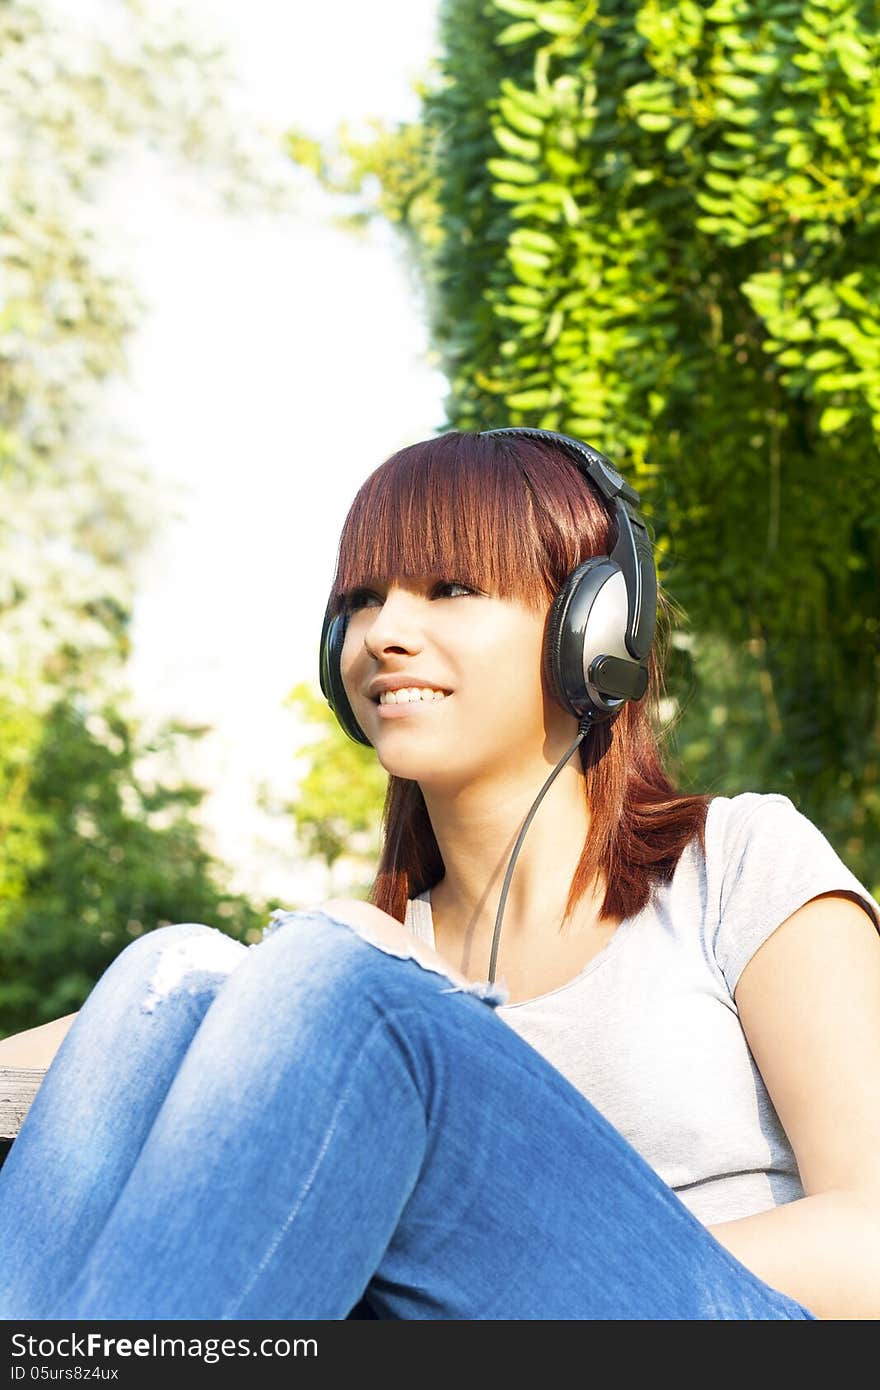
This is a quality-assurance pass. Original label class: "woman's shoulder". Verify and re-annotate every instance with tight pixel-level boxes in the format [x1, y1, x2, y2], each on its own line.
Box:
[706, 789, 867, 873]
[701, 789, 825, 866]
[706, 787, 796, 829]
[707, 788, 869, 904]
[663, 790, 795, 888]
[705, 790, 880, 995]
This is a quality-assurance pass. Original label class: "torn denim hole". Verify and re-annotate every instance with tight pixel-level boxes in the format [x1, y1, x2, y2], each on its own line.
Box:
[261, 908, 304, 941]
[261, 908, 510, 1010]
[141, 928, 249, 1016]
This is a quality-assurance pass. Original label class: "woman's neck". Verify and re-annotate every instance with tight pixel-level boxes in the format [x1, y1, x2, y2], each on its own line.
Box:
[419, 758, 599, 947]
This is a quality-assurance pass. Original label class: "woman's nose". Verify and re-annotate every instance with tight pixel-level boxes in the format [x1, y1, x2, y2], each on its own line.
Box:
[361, 589, 423, 658]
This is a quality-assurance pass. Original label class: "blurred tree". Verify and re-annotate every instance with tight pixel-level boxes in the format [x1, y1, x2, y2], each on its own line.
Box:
[0, 699, 46, 934]
[0, 0, 290, 1034]
[276, 682, 387, 900]
[0, 695, 268, 1034]
[0, 0, 289, 705]
[287, 0, 880, 893]
[287, 118, 442, 251]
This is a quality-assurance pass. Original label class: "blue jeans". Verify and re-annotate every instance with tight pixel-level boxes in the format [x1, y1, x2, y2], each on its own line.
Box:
[0, 911, 816, 1320]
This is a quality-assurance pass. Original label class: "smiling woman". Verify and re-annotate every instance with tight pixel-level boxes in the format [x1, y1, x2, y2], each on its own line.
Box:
[316, 427, 880, 1316]
[322, 428, 690, 946]
[0, 428, 878, 1320]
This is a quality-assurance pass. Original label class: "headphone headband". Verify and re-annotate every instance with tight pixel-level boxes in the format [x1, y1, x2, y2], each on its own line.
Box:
[479, 427, 656, 663]
[479, 426, 642, 507]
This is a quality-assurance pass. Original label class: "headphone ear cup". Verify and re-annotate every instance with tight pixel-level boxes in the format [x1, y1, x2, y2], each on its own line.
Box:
[543, 578, 577, 715]
[319, 609, 373, 748]
[544, 559, 634, 724]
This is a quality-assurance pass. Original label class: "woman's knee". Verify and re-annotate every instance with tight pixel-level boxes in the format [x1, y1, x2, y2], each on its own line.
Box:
[256, 908, 430, 1013]
[98, 921, 249, 1016]
[260, 907, 508, 1011]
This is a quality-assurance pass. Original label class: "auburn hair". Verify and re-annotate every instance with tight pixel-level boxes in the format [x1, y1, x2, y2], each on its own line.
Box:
[326, 430, 712, 928]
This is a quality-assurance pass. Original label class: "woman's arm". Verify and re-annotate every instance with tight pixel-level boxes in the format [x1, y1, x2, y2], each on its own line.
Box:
[0, 1013, 79, 1069]
[708, 890, 880, 1320]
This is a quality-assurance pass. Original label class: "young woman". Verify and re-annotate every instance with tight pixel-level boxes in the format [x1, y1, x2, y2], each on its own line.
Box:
[1, 428, 878, 1321]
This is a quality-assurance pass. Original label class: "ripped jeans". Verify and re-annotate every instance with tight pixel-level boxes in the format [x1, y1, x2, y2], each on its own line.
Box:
[0, 910, 816, 1320]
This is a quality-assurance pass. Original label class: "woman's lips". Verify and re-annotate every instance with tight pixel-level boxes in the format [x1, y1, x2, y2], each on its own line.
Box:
[375, 695, 453, 719]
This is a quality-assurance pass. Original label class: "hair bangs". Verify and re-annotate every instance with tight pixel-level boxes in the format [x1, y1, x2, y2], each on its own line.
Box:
[330, 431, 610, 617]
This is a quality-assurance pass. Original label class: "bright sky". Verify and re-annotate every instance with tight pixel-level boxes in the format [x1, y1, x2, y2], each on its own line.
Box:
[98, 1, 445, 905]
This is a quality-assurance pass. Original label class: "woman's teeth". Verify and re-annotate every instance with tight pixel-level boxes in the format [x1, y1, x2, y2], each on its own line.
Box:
[378, 688, 449, 705]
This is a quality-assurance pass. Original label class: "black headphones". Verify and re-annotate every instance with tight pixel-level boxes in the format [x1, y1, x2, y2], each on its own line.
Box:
[319, 427, 658, 748]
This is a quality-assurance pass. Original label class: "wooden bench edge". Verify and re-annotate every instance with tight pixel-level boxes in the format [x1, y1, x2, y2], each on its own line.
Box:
[0, 1065, 49, 1141]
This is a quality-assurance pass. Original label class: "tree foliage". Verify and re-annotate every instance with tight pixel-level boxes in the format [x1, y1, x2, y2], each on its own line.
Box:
[0, 695, 267, 1035]
[288, 0, 880, 892]
[0, 0, 288, 1033]
[279, 683, 388, 897]
[0, 0, 289, 705]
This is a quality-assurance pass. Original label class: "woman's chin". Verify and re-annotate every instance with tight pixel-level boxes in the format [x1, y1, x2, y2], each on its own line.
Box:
[375, 749, 435, 778]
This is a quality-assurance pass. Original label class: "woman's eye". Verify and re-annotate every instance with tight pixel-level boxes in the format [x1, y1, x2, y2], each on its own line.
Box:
[347, 581, 474, 612]
[346, 590, 373, 612]
[435, 581, 474, 598]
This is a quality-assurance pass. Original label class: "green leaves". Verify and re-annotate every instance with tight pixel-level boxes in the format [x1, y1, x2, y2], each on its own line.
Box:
[510, 227, 559, 254]
[493, 124, 542, 160]
[497, 20, 541, 45]
[535, 11, 583, 37]
[1, 0, 284, 711]
[419, 0, 880, 866]
[310, 0, 879, 880]
[831, 31, 872, 81]
[505, 386, 554, 409]
[636, 112, 674, 132]
[494, 0, 540, 14]
[0, 694, 270, 1034]
[283, 683, 387, 883]
[819, 406, 854, 432]
[666, 121, 694, 152]
[805, 349, 847, 371]
[486, 157, 540, 183]
[715, 74, 762, 98]
[0, 1, 287, 1033]
[499, 93, 546, 137]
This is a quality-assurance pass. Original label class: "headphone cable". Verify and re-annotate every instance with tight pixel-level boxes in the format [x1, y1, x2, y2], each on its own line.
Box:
[488, 714, 597, 984]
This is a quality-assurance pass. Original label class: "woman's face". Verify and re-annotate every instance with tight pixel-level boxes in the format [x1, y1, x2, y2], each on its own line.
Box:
[339, 574, 568, 789]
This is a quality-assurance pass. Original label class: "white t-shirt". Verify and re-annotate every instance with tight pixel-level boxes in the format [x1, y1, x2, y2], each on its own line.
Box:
[403, 792, 880, 1226]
